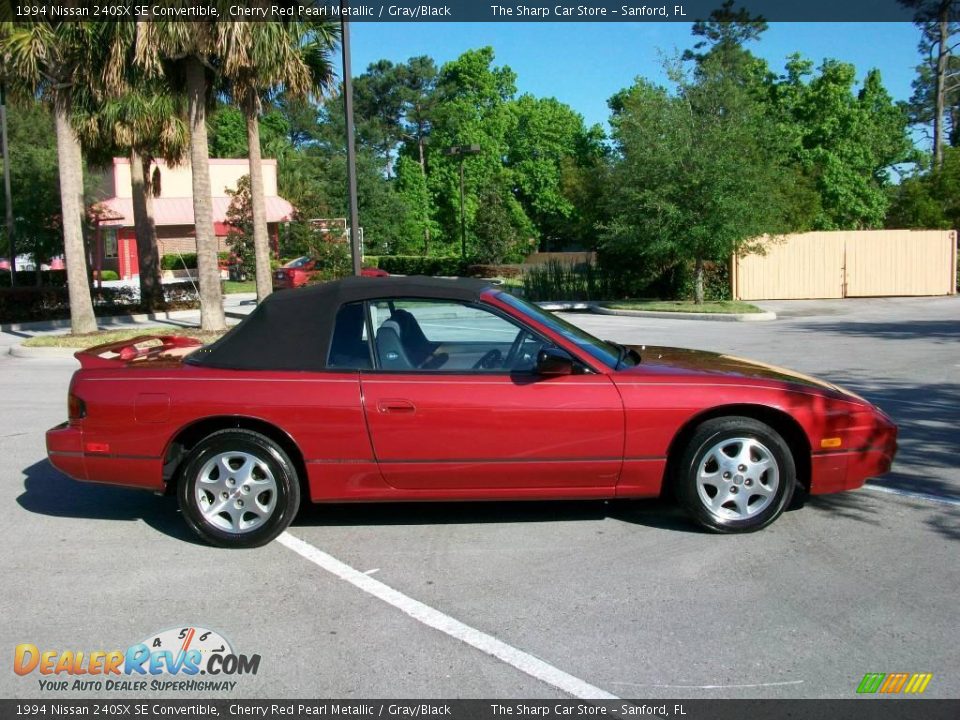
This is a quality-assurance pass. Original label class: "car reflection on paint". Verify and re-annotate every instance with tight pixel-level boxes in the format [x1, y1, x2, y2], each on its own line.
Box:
[272, 256, 388, 290]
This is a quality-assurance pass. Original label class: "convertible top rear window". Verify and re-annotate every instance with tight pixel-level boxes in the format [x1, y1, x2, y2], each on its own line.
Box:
[186, 276, 490, 372]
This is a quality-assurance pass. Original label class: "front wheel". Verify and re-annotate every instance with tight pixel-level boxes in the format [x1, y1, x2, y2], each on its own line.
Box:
[177, 429, 301, 548]
[675, 417, 795, 533]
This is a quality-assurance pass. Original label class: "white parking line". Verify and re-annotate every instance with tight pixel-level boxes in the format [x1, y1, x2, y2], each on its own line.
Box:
[277, 532, 619, 700]
[864, 483, 960, 507]
[609, 679, 804, 690]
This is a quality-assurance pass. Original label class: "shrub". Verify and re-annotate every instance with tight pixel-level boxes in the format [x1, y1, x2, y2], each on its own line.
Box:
[521, 260, 614, 302]
[93, 270, 120, 281]
[161, 253, 197, 270]
[0, 282, 202, 324]
[465, 264, 524, 279]
[675, 260, 731, 301]
[0, 270, 67, 288]
[376, 256, 466, 276]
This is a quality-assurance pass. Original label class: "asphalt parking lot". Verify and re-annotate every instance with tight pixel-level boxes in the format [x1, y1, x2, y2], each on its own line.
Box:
[1, 295, 957, 700]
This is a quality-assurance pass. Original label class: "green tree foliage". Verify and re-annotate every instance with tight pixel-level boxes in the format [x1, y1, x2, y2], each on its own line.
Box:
[224, 174, 255, 277]
[0, 98, 61, 276]
[505, 95, 606, 251]
[426, 47, 520, 256]
[888, 146, 960, 228]
[393, 155, 439, 255]
[603, 56, 794, 303]
[899, 1, 960, 166]
[777, 59, 914, 229]
[208, 104, 294, 160]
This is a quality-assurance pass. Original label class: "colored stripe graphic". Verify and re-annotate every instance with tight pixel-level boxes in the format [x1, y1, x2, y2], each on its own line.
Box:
[857, 673, 885, 693]
[880, 672, 909, 693]
[904, 673, 933, 694]
[857, 672, 933, 694]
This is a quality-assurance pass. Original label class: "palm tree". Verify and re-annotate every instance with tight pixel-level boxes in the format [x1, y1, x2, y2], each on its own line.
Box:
[134, 19, 227, 331]
[73, 21, 188, 311]
[0, 22, 99, 334]
[220, 21, 338, 302]
[74, 83, 189, 311]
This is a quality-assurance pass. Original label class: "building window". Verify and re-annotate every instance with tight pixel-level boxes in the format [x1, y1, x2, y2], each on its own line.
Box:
[103, 228, 118, 259]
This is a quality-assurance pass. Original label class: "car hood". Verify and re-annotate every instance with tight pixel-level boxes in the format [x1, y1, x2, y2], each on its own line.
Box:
[621, 345, 865, 400]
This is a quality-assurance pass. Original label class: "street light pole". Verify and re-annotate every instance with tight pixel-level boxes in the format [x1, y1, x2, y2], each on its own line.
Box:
[444, 144, 481, 260]
[458, 158, 466, 260]
[340, 3, 361, 276]
[0, 82, 14, 286]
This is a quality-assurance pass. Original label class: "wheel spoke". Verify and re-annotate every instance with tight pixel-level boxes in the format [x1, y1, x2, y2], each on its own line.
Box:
[696, 435, 781, 520]
[195, 450, 278, 534]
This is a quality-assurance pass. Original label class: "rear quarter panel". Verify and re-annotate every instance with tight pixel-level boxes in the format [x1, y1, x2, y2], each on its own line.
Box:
[72, 364, 373, 493]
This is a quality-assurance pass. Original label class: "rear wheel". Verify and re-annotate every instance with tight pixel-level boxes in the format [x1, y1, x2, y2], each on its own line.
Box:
[676, 417, 795, 533]
[177, 429, 300, 548]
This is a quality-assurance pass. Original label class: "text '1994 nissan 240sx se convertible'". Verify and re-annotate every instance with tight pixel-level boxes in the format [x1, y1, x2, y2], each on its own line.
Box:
[47, 277, 898, 548]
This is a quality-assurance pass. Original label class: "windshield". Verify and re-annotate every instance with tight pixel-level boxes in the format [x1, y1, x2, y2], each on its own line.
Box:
[496, 292, 633, 369]
[282, 256, 311, 269]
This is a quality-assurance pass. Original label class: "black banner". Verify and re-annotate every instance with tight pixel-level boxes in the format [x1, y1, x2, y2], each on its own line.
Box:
[2, 700, 959, 720]
[4, 0, 958, 23]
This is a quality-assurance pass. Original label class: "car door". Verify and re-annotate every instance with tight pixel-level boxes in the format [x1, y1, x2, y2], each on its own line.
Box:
[356, 298, 624, 491]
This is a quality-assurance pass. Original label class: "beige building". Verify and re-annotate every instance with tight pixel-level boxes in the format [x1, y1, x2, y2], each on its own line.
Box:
[90, 158, 294, 279]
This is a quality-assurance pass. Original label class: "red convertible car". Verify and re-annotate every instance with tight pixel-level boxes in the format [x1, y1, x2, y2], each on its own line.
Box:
[46, 277, 897, 548]
[273, 256, 387, 290]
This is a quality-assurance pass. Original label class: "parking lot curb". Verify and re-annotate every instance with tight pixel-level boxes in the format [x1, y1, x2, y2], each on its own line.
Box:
[590, 305, 777, 322]
[0, 308, 200, 334]
[9, 344, 78, 360]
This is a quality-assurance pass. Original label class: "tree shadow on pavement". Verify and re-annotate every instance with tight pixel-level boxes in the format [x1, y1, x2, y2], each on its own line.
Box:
[16, 459, 202, 544]
[787, 319, 960, 344]
[813, 375, 960, 499]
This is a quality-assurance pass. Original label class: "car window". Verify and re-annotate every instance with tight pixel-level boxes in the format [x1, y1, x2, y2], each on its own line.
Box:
[282, 256, 311, 269]
[367, 299, 544, 373]
[327, 302, 372, 370]
[495, 291, 629, 368]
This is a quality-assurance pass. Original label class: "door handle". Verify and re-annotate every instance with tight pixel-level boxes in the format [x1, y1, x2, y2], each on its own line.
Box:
[377, 399, 416, 414]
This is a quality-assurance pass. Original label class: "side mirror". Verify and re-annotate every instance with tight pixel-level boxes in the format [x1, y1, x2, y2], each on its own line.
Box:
[536, 347, 574, 376]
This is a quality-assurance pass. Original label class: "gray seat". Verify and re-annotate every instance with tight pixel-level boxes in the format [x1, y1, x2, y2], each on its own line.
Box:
[376, 320, 414, 370]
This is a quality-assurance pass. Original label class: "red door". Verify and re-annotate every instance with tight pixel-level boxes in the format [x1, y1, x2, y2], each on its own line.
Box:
[358, 299, 624, 491]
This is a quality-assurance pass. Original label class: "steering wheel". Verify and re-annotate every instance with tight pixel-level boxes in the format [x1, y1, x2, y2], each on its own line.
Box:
[472, 348, 503, 370]
[503, 329, 529, 370]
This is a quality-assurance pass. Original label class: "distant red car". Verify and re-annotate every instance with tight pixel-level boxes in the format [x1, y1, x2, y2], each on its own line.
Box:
[47, 277, 897, 548]
[273, 256, 387, 290]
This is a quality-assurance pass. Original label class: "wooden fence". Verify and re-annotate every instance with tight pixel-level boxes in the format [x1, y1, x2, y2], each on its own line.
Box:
[732, 230, 957, 300]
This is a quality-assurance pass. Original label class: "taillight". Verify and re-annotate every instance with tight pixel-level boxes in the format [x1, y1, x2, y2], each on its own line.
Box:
[68, 393, 86, 420]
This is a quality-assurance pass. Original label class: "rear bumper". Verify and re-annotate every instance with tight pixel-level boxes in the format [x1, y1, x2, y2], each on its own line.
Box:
[46, 422, 165, 491]
[46, 422, 87, 481]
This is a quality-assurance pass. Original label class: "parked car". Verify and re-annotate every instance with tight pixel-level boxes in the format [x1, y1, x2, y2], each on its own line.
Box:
[273, 256, 387, 290]
[47, 276, 897, 548]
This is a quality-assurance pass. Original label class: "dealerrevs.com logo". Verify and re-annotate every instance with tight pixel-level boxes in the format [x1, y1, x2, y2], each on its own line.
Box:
[14, 626, 260, 692]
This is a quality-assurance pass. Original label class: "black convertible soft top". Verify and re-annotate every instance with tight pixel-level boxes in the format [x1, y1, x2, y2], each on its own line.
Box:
[186, 275, 493, 371]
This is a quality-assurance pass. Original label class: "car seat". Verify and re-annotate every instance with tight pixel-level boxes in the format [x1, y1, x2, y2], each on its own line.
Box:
[376, 320, 415, 370]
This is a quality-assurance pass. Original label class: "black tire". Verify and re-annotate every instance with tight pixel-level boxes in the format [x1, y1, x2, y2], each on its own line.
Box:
[177, 429, 300, 548]
[675, 416, 795, 533]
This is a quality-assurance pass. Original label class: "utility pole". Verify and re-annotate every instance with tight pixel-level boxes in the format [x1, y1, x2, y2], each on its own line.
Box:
[340, 3, 361, 276]
[443, 144, 481, 260]
[0, 82, 14, 286]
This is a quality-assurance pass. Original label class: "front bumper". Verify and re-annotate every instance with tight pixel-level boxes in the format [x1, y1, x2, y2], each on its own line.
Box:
[810, 433, 898, 495]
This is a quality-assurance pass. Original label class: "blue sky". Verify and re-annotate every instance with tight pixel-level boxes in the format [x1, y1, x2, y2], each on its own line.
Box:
[349, 22, 923, 131]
